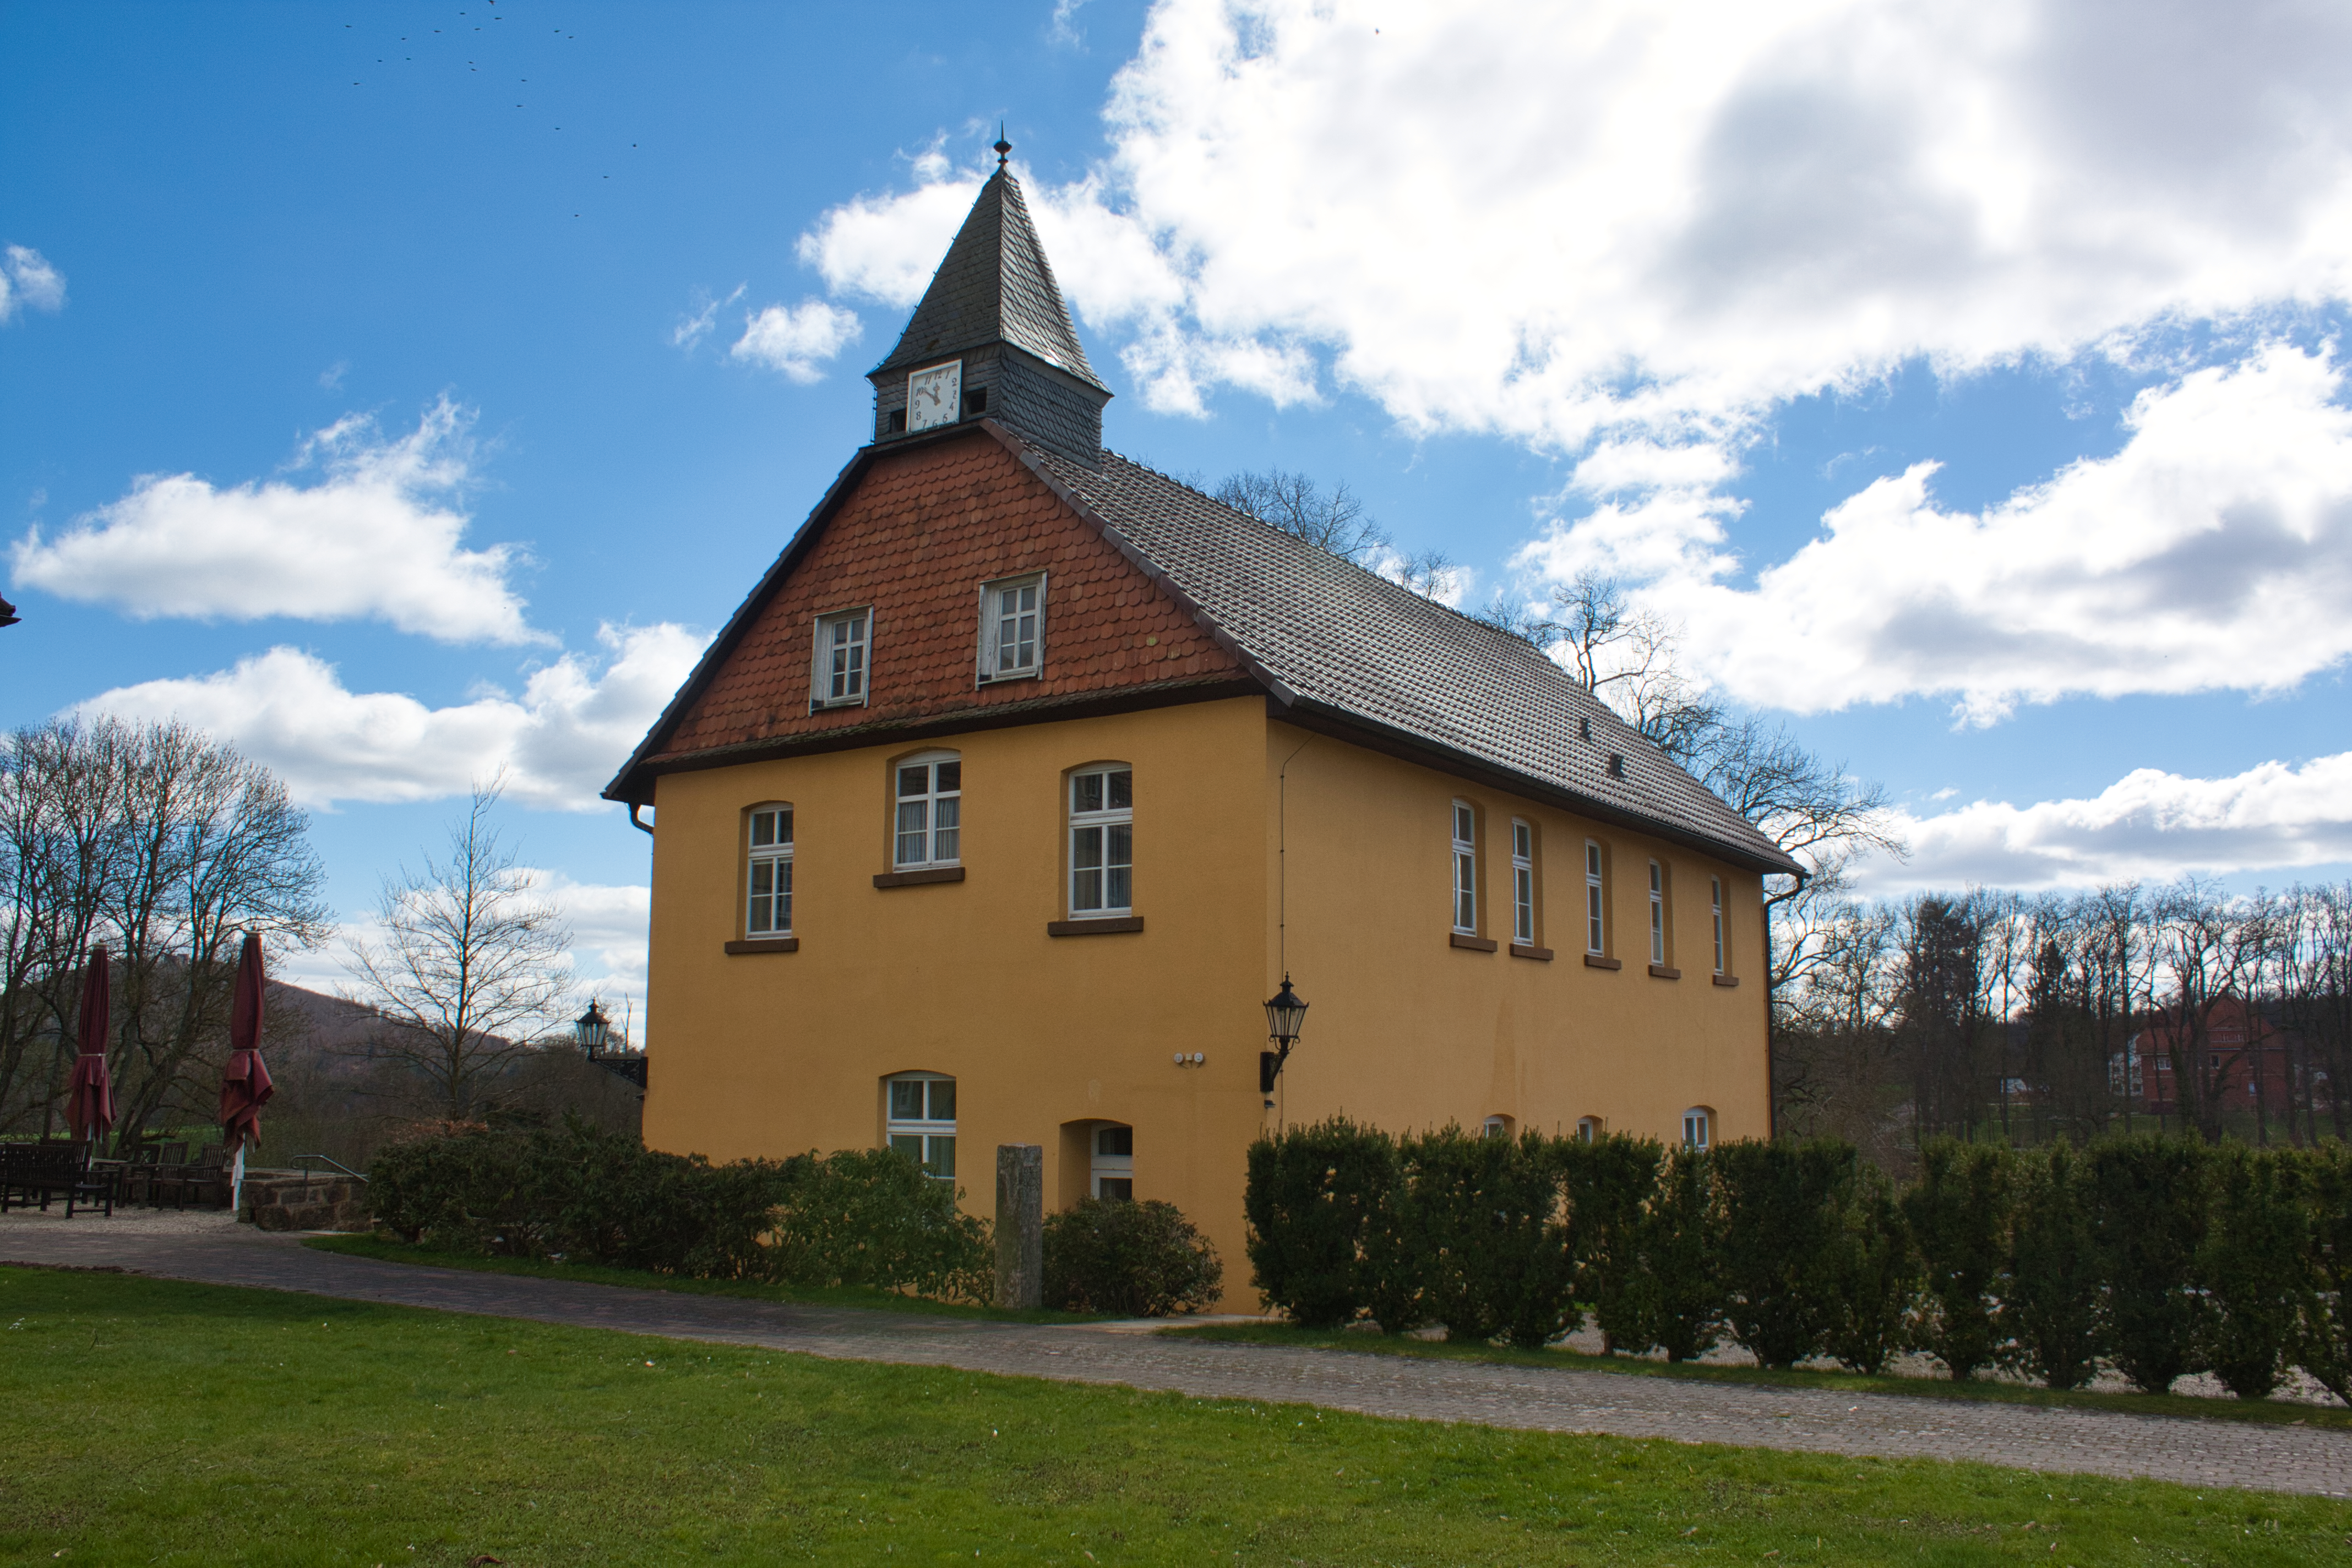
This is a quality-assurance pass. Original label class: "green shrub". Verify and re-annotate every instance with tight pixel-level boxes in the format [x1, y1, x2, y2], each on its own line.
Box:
[1406, 1129, 1576, 1348]
[1243, 1118, 1393, 1329]
[1715, 1139, 1853, 1368]
[2297, 1141, 2352, 1404]
[2198, 1145, 2312, 1401]
[1567, 1134, 1666, 1355]
[2087, 1136, 2211, 1393]
[1644, 1144, 1723, 1363]
[1360, 1137, 1428, 1337]
[1902, 1140, 2014, 1380]
[766, 1147, 991, 1301]
[1824, 1161, 1919, 1374]
[2001, 1140, 2100, 1390]
[1042, 1197, 1223, 1316]
[367, 1125, 530, 1251]
[525, 1118, 790, 1280]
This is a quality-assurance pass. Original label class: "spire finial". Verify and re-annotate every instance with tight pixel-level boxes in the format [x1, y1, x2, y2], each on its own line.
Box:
[994, 122, 1011, 171]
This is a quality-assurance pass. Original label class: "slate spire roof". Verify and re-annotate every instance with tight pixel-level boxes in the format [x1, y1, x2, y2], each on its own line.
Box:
[870, 165, 1108, 394]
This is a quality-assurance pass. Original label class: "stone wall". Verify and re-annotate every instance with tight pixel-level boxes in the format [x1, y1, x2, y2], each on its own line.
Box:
[237, 1172, 371, 1233]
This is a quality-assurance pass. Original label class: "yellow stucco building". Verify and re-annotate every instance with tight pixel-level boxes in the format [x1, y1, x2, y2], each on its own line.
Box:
[606, 157, 1798, 1304]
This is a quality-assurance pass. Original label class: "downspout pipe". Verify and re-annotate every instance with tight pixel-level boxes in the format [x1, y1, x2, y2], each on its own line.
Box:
[629, 803, 654, 837]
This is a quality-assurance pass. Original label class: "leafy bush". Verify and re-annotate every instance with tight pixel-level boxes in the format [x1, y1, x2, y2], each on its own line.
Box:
[1714, 1140, 1853, 1369]
[1823, 1162, 1918, 1375]
[2298, 1141, 2352, 1404]
[1043, 1197, 1223, 1316]
[1902, 1140, 2014, 1380]
[1243, 1118, 1393, 1328]
[1644, 1144, 1724, 1363]
[2001, 1141, 2101, 1390]
[1406, 1129, 1577, 1348]
[2199, 1145, 2312, 1401]
[766, 1147, 992, 1301]
[1566, 1134, 1666, 1355]
[2087, 1136, 2211, 1393]
[368, 1124, 530, 1251]
[1360, 1139, 1428, 1337]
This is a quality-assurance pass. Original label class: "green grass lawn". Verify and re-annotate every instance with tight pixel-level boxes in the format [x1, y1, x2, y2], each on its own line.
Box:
[302, 1232, 1106, 1325]
[5, 1266, 2346, 1566]
[1163, 1324, 2352, 1433]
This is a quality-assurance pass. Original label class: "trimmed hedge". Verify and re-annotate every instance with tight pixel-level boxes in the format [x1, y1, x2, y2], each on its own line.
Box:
[369, 1118, 988, 1300]
[1243, 1123, 2352, 1396]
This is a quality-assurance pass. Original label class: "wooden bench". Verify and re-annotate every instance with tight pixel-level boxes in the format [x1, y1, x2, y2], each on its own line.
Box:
[0, 1141, 117, 1217]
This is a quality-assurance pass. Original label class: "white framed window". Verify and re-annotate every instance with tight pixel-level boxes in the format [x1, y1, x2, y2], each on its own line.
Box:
[1510, 819, 1535, 945]
[813, 608, 872, 707]
[1091, 1124, 1134, 1200]
[894, 751, 962, 869]
[1069, 764, 1133, 917]
[1648, 860, 1667, 966]
[1683, 1106, 1713, 1151]
[1585, 840, 1605, 955]
[885, 1072, 957, 1178]
[1710, 877, 1725, 975]
[1451, 801, 1478, 934]
[1575, 1115, 1604, 1144]
[981, 574, 1046, 682]
[747, 804, 793, 936]
[1482, 1114, 1514, 1141]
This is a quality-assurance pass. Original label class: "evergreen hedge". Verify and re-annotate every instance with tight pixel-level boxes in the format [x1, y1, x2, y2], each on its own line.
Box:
[1243, 1122, 2352, 1397]
[1043, 1196, 1224, 1316]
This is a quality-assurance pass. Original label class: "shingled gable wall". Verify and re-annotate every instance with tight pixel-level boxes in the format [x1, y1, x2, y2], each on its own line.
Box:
[646, 426, 1253, 766]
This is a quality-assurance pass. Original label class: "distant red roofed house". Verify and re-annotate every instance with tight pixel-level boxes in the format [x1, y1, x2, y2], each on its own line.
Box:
[2111, 994, 2323, 1134]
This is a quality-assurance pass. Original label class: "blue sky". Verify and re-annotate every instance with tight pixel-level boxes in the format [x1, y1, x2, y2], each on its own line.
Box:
[7, 1, 2351, 1013]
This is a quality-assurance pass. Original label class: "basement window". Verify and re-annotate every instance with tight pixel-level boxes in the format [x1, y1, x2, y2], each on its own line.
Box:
[886, 1073, 957, 1179]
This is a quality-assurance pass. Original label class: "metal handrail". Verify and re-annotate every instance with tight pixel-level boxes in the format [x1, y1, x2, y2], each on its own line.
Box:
[285, 1153, 368, 1183]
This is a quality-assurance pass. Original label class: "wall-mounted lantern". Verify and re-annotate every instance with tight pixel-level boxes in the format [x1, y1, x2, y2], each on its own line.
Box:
[1259, 974, 1308, 1095]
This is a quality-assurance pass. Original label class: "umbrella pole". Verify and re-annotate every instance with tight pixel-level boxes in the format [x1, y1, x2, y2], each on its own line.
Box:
[230, 1144, 245, 1216]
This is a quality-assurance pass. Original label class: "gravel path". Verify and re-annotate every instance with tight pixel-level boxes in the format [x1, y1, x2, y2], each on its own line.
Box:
[6, 1208, 2350, 1499]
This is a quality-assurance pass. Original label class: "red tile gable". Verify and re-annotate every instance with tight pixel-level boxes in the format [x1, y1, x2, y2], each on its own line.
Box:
[650, 429, 1250, 763]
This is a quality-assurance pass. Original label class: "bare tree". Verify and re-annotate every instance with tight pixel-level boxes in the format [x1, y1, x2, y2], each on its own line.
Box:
[0, 717, 327, 1141]
[1215, 469, 1390, 564]
[343, 781, 573, 1121]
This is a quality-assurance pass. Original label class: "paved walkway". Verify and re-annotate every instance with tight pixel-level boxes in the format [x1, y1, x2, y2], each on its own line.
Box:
[6, 1210, 2350, 1499]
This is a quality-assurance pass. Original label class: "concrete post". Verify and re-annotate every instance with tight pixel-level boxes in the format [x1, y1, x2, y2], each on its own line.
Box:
[995, 1143, 1044, 1310]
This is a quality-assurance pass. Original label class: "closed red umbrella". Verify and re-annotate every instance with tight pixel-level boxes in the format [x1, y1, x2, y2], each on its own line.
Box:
[219, 933, 274, 1159]
[66, 944, 115, 1144]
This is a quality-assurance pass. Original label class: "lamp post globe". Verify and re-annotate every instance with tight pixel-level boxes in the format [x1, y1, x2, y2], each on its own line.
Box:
[574, 999, 611, 1054]
[1264, 976, 1307, 1048]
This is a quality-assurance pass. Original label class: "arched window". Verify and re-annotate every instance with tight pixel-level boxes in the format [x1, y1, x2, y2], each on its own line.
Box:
[1682, 1106, 1713, 1151]
[745, 803, 793, 936]
[1710, 876, 1726, 975]
[1584, 840, 1606, 955]
[885, 1072, 957, 1178]
[894, 751, 961, 869]
[1648, 860, 1668, 966]
[1068, 764, 1133, 917]
[1090, 1124, 1134, 1200]
[1510, 819, 1536, 945]
[1482, 1114, 1515, 1141]
[1575, 1115, 1604, 1144]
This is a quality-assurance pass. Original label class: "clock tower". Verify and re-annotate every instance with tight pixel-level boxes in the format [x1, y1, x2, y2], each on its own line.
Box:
[865, 138, 1112, 466]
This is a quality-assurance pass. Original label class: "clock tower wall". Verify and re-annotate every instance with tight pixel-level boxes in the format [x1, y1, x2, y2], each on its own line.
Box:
[869, 343, 1107, 467]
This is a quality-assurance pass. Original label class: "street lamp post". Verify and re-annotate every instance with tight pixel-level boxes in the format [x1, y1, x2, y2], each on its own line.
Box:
[1259, 974, 1308, 1097]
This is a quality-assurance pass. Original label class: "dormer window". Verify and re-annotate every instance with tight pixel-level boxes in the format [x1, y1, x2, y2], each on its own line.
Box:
[981, 574, 1045, 683]
[812, 608, 871, 708]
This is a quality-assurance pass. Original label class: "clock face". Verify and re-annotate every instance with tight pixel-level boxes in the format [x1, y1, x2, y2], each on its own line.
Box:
[907, 361, 963, 433]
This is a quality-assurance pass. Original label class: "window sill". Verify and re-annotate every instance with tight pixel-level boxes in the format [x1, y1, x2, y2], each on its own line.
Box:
[1712, 973, 1740, 988]
[977, 669, 1041, 687]
[1449, 932, 1499, 952]
[874, 866, 965, 889]
[808, 698, 870, 714]
[725, 937, 799, 955]
[1648, 963, 1681, 980]
[1509, 943, 1554, 961]
[1583, 954, 1622, 970]
[1048, 916, 1144, 937]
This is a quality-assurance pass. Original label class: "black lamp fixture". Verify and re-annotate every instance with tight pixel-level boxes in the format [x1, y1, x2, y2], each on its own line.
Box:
[573, 999, 612, 1054]
[1259, 974, 1308, 1095]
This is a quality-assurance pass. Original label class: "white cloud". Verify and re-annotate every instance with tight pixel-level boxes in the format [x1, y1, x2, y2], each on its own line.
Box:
[673, 284, 746, 350]
[1851, 750, 2352, 895]
[74, 623, 710, 813]
[797, 0, 2352, 448]
[729, 298, 863, 382]
[0, 244, 65, 322]
[1524, 344, 2352, 720]
[10, 398, 546, 646]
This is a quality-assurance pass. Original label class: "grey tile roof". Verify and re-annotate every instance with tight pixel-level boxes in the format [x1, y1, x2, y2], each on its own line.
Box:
[1022, 443, 1802, 875]
[871, 171, 1108, 393]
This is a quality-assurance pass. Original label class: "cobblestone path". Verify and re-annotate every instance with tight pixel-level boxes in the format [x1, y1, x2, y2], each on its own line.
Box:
[6, 1210, 2349, 1498]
